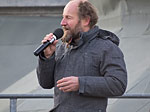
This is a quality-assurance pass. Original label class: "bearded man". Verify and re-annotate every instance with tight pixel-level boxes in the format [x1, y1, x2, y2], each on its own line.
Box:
[36, 1, 127, 112]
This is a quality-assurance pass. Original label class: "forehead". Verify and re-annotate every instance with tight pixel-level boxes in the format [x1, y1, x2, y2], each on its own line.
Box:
[63, 1, 79, 16]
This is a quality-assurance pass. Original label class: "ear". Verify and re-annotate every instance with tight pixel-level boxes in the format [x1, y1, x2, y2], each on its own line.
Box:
[81, 16, 90, 27]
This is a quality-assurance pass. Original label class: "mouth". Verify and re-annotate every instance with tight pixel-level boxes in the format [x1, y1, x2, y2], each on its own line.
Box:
[62, 26, 70, 31]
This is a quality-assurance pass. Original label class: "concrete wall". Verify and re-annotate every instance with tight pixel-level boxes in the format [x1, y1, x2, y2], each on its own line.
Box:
[0, 0, 69, 7]
[0, 0, 69, 16]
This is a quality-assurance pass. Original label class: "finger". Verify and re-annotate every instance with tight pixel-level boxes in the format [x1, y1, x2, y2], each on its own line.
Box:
[46, 33, 53, 38]
[57, 78, 65, 84]
[59, 85, 72, 92]
[53, 40, 58, 45]
[63, 88, 72, 92]
[57, 77, 71, 84]
[41, 33, 53, 43]
[57, 81, 70, 88]
[44, 34, 52, 40]
[41, 39, 48, 43]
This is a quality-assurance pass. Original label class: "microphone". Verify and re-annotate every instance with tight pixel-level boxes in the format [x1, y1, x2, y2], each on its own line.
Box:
[34, 28, 64, 56]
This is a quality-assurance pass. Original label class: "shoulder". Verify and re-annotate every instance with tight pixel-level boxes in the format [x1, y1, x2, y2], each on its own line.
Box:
[97, 28, 120, 46]
[93, 36, 124, 58]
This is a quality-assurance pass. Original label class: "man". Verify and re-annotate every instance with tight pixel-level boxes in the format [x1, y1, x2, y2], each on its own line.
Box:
[36, 0, 127, 112]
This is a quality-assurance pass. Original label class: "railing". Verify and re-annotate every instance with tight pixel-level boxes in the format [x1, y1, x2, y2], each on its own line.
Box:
[0, 93, 150, 112]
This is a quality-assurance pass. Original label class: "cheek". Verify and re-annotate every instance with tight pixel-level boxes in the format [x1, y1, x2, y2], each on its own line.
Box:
[68, 23, 75, 30]
[68, 20, 78, 29]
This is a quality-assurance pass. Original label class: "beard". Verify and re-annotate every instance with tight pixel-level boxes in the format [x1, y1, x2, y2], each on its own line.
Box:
[61, 21, 82, 43]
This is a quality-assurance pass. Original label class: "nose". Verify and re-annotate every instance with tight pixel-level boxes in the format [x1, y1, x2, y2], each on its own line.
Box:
[61, 18, 67, 26]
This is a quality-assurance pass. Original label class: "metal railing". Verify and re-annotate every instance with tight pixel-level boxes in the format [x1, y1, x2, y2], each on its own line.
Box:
[0, 93, 150, 112]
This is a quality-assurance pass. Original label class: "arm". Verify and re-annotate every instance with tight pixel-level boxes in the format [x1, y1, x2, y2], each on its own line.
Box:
[36, 53, 56, 89]
[36, 33, 58, 89]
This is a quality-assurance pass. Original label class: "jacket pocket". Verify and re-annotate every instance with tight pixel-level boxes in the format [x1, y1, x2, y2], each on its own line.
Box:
[83, 52, 100, 76]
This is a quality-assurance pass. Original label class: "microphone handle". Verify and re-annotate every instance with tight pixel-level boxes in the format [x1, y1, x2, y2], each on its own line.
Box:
[34, 35, 56, 56]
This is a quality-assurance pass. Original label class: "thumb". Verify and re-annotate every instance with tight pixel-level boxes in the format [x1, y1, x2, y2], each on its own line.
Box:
[53, 40, 58, 46]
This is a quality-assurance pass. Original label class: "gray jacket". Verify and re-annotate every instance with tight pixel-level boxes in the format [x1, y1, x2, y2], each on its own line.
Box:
[37, 26, 127, 112]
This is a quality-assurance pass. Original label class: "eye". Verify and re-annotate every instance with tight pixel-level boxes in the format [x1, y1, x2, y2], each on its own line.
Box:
[66, 16, 72, 19]
[62, 15, 73, 20]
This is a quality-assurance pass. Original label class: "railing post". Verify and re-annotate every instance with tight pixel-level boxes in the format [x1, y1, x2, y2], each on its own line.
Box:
[10, 98, 17, 112]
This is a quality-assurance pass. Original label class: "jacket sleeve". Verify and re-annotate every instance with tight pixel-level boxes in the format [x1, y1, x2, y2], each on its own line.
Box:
[78, 43, 127, 97]
[36, 52, 56, 89]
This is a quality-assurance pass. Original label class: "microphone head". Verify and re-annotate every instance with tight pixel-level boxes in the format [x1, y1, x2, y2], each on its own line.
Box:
[53, 28, 64, 39]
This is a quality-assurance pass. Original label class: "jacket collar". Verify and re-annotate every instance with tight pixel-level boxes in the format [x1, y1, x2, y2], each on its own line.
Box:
[70, 26, 99, 48]
[81, 26, 99, 43]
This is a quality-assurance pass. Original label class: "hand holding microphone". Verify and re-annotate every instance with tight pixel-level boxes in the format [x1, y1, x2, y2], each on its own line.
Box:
[42, 33, 58, 58]
[34, 28, 64, 57]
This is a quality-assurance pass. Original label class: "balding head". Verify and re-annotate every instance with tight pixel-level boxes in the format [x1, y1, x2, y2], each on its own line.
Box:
[65, 0, 98, 29]
[61, 0, 98, 43]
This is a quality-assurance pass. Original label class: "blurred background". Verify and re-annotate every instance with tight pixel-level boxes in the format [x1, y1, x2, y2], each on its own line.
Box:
[0, 0, 150, 112]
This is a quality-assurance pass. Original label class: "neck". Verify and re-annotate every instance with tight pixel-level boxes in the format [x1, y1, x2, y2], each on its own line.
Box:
[82, 26, 90, 32]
